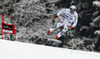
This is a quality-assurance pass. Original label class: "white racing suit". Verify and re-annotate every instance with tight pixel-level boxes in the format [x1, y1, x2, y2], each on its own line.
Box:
[49, 8, 78, 38]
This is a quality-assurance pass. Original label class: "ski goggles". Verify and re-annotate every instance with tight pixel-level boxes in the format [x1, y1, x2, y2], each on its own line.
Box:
[70, 8, 76, 11]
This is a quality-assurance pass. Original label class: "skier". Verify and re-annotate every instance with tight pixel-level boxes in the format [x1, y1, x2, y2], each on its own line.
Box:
[45, 5, 78, 40]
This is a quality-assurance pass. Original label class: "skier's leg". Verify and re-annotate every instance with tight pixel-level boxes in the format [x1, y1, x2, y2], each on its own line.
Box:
[56, 24, 69, 38]
[46, 19, 64, 35]
[49, 21, 64, 32]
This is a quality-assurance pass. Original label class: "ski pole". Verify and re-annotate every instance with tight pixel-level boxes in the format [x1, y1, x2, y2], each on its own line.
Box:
[69, 29, 74, 53]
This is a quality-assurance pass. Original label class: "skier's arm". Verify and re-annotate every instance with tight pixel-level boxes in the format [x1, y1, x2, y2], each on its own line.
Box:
[57, 9, 66, 16]
[53, 9, 66, 20]
[72, 14, 78, 28]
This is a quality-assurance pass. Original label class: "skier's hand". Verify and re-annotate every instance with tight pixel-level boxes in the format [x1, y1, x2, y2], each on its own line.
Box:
[53, 16, 56, 19]
[53, 14, 58, 20]
[69, 26, 73, 29]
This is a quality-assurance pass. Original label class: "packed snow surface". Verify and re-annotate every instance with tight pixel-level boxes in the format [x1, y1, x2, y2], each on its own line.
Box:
[0, 39, 100, 59]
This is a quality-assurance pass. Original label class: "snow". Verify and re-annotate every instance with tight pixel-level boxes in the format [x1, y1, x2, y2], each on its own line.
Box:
[0, 39, 100, 59]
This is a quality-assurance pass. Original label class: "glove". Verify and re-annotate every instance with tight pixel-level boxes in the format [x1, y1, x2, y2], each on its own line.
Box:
[53, 14, 58, 20]
[69, 26, 73, 29]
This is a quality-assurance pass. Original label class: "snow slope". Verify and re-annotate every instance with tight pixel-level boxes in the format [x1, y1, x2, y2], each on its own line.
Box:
[0, 39, 100, 59]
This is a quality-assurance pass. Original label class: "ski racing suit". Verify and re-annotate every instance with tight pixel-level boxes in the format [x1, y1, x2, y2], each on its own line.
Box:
[49, 8, 78, 38]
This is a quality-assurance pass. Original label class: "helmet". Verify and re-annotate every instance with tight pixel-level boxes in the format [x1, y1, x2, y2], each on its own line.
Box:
[70, 5, 76, 11]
